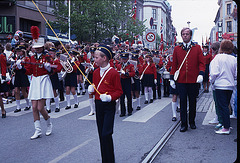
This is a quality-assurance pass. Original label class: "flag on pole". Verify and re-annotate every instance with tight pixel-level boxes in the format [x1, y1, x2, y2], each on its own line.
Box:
[132, 0, 137, 20]
[159, 18, 164, 52]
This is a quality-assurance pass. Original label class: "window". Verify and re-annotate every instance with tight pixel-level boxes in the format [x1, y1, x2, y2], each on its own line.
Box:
[226, 21, 232, 32]
[152, 9, 156, 19]
[20, 18, 40, 33]
[227, 3, 231, 15]
[151, 25, 157, 29]
[49, 0, 55, 7]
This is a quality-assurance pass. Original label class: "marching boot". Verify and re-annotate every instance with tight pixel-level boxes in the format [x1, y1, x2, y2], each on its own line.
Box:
[46, 118, 52, 136]
[31, 120, 42, 139]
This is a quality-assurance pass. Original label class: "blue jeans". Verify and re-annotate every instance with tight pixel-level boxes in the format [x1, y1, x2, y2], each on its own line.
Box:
[215, 89, 233, 129]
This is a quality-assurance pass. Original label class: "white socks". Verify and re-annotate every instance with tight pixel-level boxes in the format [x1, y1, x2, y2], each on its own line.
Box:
[88, 98, 95, 115]
[74, 94, 78, 104]
[77, 83, 81, 94]
[81, 83, 85, 92]
[172, 102, 177, 118]
[137, 97, 141, 107]
[66, 95, 70, 106]
[25, 98, 30, 107]
[54, 96, 59, 108]
[16, 100, 21, 109]
[46, 99, 51, 111]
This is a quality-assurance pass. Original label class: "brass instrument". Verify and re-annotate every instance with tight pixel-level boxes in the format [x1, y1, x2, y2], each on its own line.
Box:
[59, 54, 73, 78]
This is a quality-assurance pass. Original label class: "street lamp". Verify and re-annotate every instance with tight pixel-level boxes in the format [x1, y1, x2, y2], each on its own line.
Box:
[187, 21, 191, 28]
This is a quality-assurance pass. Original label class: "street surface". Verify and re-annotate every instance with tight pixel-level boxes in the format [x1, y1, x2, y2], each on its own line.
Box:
[0, 89, 237, 163]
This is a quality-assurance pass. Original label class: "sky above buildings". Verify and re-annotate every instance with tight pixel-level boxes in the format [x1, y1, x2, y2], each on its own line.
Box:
[167, 0, 219, 44]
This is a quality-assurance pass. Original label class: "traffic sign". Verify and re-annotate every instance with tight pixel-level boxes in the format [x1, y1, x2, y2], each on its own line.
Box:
[146, 32, 155, 42]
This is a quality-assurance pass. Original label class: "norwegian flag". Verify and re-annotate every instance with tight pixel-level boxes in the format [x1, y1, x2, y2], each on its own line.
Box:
[132, 0, 137, 20]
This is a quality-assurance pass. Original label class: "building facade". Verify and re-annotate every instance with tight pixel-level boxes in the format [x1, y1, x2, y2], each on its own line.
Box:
[0, 0, 71, 45]
[142, 0, 175, 49]
[210, 0, 237, 46]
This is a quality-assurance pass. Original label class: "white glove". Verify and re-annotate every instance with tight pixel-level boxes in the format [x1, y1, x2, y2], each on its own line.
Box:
[1, 79, 6, 84]
[170, 80, 176, 89]
[154, 79, 157, 84]
[44, 62, 51, 72]
[100, 94, 112, 102]
[196, 75, 203, 83]
[88, 84, 95, 94]
[16, 60, 22, 69]
[147, 62, 150, 65]
[120, 69, 125, 75]
[71, 57, 75, 63]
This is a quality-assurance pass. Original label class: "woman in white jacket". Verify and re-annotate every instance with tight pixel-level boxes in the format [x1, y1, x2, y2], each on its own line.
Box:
[209, 39, 237, 135]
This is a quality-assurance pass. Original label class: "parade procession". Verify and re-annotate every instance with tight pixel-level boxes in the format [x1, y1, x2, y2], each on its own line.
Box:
[0, 0, 238, 163]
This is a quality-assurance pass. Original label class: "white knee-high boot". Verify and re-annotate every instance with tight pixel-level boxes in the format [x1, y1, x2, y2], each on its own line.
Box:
[144, 87, 148, 101]
[46, 99, 51, 111]
[88, 98, 95, 115]
[31, 120, 42, 139]
[172, 102, 177, 118]
[46, 118, 52, 136]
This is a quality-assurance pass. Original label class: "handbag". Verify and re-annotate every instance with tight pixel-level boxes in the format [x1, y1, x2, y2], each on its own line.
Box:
[174, 48, 191, 81]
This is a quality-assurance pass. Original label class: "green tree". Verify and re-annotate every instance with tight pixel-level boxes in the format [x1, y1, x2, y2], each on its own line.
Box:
[51, 0, 146, 43]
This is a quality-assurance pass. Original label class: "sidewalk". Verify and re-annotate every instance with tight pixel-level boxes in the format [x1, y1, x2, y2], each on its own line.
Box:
[153, 90, 238, 163]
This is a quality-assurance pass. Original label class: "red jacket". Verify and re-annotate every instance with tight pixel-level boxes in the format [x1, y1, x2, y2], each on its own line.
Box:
[92, 67, 123, 101]
[142, 62, 157, 79]
[25, 53, 53, 77]
[170, 42, 205, 83]
[203, 53, 212, 65]
[117, 62, 135, 79]
[0, 53, 6, 78]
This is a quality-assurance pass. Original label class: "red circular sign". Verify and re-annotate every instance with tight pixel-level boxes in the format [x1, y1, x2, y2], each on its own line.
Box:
[146, 32, 155, 42]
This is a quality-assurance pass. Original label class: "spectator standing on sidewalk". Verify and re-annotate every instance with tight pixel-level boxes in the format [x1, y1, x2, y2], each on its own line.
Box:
[170, 27, 205, 132]
[209, 39, 237, 135]
[208, 42, 222, 128]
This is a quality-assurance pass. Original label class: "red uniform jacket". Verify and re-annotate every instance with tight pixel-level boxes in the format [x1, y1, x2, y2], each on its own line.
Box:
[116, 62, 135, 79]
[25, 53, 52, 77]
[166, 55, 173, 72]
[142, 62, 157, 79]
[0, 53, 7, 78]
[203, 53, 212, 65]
[170, 42, 205, 83]
[52, 58, 63, 74]
[92, 67, 123, 101]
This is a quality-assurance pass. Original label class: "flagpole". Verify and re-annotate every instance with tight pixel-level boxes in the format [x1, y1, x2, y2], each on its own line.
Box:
[68, 0, 71, 43]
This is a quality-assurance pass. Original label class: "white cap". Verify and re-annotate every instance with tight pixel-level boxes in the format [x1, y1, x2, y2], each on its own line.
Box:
[32, 37, 45, 48]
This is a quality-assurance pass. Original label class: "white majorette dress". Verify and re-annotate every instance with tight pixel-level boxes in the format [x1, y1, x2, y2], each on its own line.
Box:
[25, 53, 54, 100]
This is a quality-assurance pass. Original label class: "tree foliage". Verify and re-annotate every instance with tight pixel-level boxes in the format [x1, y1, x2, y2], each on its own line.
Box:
[51, 0, 146, 43]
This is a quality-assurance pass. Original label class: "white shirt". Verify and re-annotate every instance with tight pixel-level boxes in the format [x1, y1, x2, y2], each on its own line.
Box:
[209, 53, 237, 90]
[100, 63, 110, 77]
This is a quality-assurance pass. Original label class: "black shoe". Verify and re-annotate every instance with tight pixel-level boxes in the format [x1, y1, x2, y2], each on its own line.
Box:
[119, 114, 125, 117]
[158, 96, 161, 99]
[47, 109, 51, 113]
[190, 124, 196, 129]
[60, 98, 64, 101]
[65, 106, 71, 110]
[149, 99, 153, 103]
[82, 91, 86, 95]
[128, 112, 132, 116]
[24, 106, 31, 111]
[136, 106, 141, 110]
[55, 108, 60, 112]
[74, 104, 78, 108]
[77, 93, 81, 96]
[176, 107, 180, 112]
[14, 109, 21, 113]
[144, 101, 148, 104]
[2, 110, 6, 118]
[153, 97, 156, 100]
[180, 126, 188, 132]
[172, 117, 177, 121]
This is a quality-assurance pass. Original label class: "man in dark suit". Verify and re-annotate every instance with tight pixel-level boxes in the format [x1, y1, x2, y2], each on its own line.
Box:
[170, 27, 205, 132]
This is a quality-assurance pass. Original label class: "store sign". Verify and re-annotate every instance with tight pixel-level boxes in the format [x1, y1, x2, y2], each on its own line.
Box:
[0, 16, 15, 34]
[217, 21, 222, 42]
